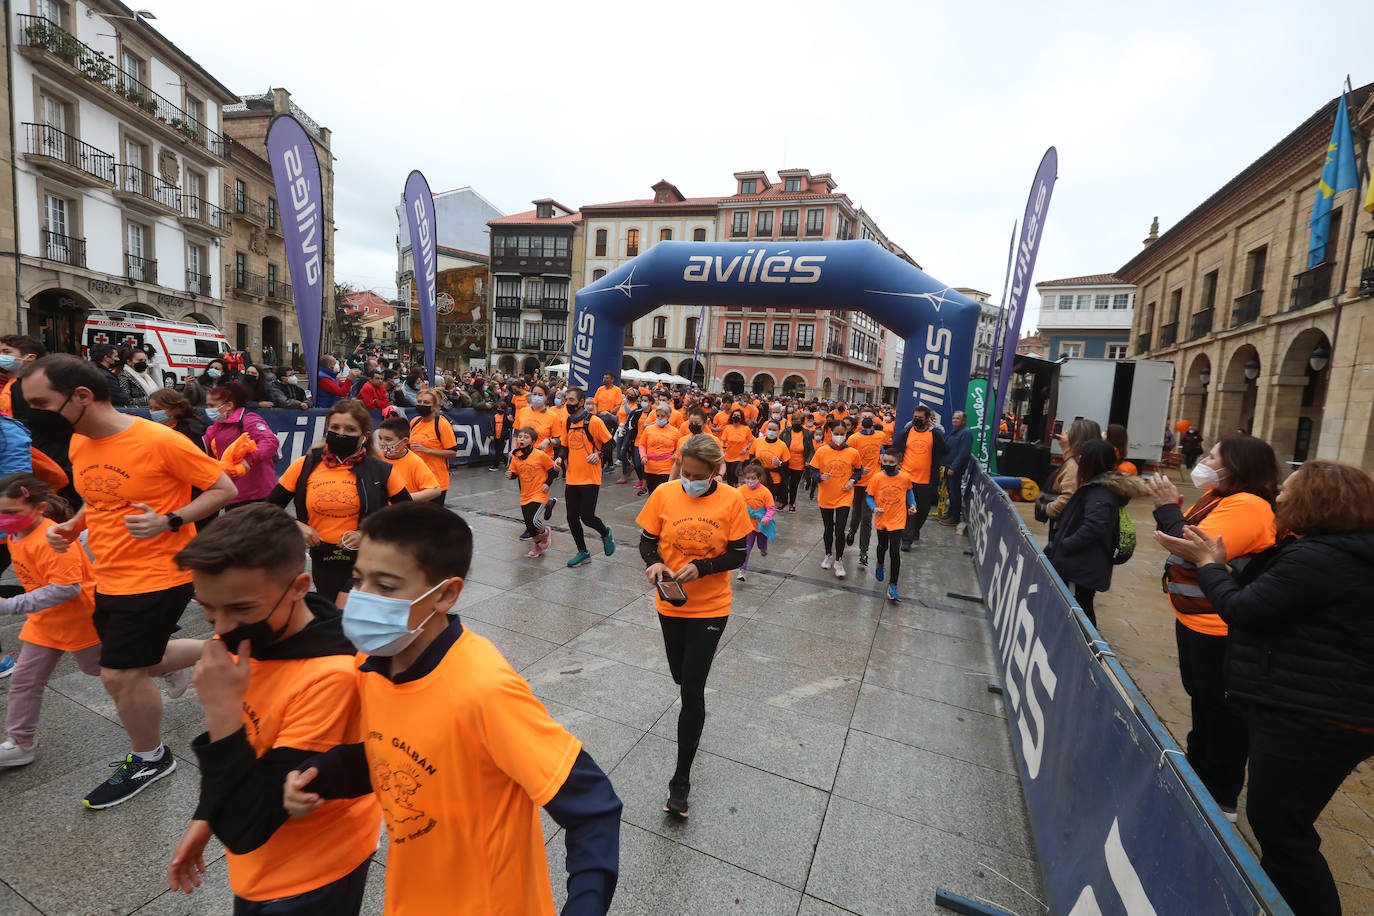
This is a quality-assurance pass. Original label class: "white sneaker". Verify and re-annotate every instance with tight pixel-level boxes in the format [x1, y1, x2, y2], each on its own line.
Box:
[834, 564, 846, 579]
[955, 522, 967, 536]
[821, 554, 833, 570]
[160, 667, 193, 699]
[0, 739, 36, 767]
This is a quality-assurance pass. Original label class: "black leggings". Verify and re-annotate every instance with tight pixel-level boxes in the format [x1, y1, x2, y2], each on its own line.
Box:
[234, 856, 370, 915]
[646, 473, 671, 494]
[1074, 585, 1097, 627]
[520, 502, 546, 538]
[564, 483, 608, 552]
[820, 506, 851, 558]
[659, 613, 728, 787]
[785, 467, 804, 505]
[846, 486, 872, 553]
[1176, 620, 1249, 808]
[309, 544, 357, 606]
[876, 529, 901, 581]
[767, 476, 786, 507]
[903, 481, 934, 545]
[724, 461, 743, 486]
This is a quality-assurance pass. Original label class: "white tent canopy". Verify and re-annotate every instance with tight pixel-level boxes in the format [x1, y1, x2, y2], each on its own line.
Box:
[543, 363, 571, 375]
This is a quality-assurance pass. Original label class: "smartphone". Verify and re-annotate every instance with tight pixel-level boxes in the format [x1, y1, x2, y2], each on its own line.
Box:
[655, 576, 689, 607]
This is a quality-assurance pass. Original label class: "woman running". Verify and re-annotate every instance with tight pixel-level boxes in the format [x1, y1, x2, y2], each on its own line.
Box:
[720, 409, 753, 485]
[779, 412, 812, 512]
[637, 403, 680, 494]
[637, 435, 752, 817]
[558, 386, 615, 567]
[752, 419, 790, 509]
[811, 419, 863, 579]
[408, 388, 458, 503]
[736, 461, 776, 583]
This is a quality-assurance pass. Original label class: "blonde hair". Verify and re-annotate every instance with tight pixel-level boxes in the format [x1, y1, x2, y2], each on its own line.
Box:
[680, 433, 724, 466]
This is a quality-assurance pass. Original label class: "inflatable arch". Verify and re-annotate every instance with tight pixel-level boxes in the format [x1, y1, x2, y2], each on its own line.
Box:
[568, 240, 979, 422]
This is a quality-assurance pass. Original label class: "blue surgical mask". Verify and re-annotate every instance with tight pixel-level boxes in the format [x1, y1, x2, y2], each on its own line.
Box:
[0, 354, 20, 371]
[655, 417, 668, 427]
[149, 409, 168, 424]
[342, 580, 448, 657]
[204, 407, 223, 422]
[529, 394, 545, 407]
[207, 368, 222, 380]
[682, 478, 711, 498]
[554, 395, 563, 406]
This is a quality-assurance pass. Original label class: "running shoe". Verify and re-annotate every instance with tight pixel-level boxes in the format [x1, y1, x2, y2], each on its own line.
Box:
[519, 531, 535, 540]
[526, 545, 543, 558]
[159, 667, 193, 699]
[635, 483, 648, 496]
[664, 780, 690, 819]
[788, 504, 796, 512]
[834, 564, 846, 580]
[858, 554, 868, 568]
[602, 528, 615, 556]
[845, 532, 855, 547]
[537, 528, 552, 552]
[737, 571, 746, 582]
[488, 465, 500, 472]
[0, 653, 14, 679]
[821, 554, 833, 570]
[0, 739, 36, 767]
[543, 496, 558, 521]
[939, 517, 958, 527]
[82, 750, 177, 810]
[567, 550, 592, 568]
[874, 564, 885, 582]
[887, 584, 900, 602]
[900, 541, 913, 553]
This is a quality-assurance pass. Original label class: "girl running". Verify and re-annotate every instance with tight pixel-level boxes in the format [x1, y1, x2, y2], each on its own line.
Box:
[408, 389, 458, 502]
[811, 420, 863, 579]
[867, 449, 917, 601]
[637, 435, 752, 818]
[507, 426, 560, 558]
[637, 403, 680, 494]
[720, 409, 753, 485]
[752, 419, 790, 509]
[779, 412, 812, 512]
[736, 461, 776, 583]
[0, 474, 101, 767]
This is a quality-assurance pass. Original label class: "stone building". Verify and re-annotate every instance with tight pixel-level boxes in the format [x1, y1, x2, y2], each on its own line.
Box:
[1033, 274, 1135, 360]
[1122, 82, 1374, 467]
[488, 199, 581, 377]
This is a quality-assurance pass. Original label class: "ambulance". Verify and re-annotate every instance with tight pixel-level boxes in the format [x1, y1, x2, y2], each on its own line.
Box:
[81, 310, 233, 388]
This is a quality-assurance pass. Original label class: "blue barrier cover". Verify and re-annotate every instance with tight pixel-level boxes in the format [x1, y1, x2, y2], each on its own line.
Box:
[965, 466, 1289, 915]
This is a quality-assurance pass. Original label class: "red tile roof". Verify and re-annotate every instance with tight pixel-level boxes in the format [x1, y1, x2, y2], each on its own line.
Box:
[580, 196, 723, 211]
[487, 208, 582, 227]
[1035, 273, 1129, 288]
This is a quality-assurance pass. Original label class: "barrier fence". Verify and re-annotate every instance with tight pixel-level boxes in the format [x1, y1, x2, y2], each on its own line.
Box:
[965, 465, 1289, 915]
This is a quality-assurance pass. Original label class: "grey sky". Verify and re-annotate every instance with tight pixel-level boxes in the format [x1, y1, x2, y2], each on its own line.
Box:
[158, 0, 1370, 331]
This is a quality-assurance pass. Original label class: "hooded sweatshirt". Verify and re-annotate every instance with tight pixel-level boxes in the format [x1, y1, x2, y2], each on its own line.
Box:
[1044, 472, 1146, 592]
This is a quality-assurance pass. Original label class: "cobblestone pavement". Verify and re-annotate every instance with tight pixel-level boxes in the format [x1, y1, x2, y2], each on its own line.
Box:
[0, 470, 1043, 915]
[1012, 476, 1374, 914]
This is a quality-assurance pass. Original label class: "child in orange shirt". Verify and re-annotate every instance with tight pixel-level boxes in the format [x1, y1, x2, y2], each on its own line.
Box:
[719, 408, 754, 485]
[736, 462, 776, 583]
[0, 474, 101, 767]
[506, 427, 559, 558]
[866, 449, 918, 602]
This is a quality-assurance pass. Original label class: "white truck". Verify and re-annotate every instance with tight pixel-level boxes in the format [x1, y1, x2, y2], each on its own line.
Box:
[81, 310, 232, 388]
[1050, 357, 1175, 462]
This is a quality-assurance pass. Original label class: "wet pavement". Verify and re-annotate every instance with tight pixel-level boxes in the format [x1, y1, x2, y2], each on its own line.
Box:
[0, 469, 1044, 915]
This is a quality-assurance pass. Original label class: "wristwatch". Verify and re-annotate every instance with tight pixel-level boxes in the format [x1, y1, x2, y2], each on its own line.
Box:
[164, 513, 185, 532]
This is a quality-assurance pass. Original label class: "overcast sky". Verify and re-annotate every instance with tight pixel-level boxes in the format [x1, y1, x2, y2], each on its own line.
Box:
[157, 0, 1371, 331]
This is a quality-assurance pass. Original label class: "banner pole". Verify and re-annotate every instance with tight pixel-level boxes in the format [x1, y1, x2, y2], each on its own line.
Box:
[978, 221, 1018, 464]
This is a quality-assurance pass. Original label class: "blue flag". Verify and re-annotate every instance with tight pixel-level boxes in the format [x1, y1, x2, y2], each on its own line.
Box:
[1308, 92, 1359, 268]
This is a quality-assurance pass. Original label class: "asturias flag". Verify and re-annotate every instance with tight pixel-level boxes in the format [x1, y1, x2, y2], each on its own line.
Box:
[1308, 92, 1359, 268]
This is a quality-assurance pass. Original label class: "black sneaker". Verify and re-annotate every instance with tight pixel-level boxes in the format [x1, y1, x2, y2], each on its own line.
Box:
[845, 532, 855, 547]
[664, 779, 690, 819]
[543, 496, 558, 521]
[82, 751, 177, 810]
[858, 554, 868, 568]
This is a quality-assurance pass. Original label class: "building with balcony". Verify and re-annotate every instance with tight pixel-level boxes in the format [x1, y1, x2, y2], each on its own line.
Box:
[956, 287, 1004, 378]
[1122, 82, 1374, 466]
[221, 88, 332, 366]
[1, 24, 17, 337]
[10, 1, 240, 353]
[488, 199, 581, 377]
[1032, 274, 1136, 361]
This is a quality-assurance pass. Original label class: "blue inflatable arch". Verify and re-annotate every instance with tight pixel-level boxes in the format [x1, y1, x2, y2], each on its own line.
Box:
[568, 240, 979, 422]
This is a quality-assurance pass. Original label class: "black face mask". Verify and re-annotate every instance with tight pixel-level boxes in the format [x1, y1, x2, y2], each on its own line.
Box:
[217, 583, 294, 658]
[792, 422, 803, 430]
[882, 465, 899, 476]
[415, 404, 433, 416]
[26, 392, 82, 438]
[689, 422, 703, 433]
[913, 419, 928, 431]
[133, 362, 149, 373]
[325, 430, 362, 458]
[515, 444, 533, 458]
[731, 415, 743, 424]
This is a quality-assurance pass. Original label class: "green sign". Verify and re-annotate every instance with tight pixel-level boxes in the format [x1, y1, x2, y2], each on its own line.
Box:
[967, 379, 998, 474]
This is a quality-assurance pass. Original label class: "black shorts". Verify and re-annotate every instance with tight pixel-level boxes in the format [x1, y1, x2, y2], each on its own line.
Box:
[92, 582, 194, 670]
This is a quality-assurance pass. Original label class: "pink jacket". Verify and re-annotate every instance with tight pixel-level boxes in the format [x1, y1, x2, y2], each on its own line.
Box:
[204, 407, 280, 503]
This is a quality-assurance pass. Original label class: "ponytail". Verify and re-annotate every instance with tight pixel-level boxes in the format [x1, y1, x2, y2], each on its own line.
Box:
[0, 473, 72, 522]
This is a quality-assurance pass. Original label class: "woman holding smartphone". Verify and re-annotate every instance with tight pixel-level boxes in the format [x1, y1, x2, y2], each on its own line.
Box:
[637, 434, 753, 819]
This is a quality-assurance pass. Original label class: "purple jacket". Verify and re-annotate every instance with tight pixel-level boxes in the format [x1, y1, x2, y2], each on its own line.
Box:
[204, 407, 280, 504]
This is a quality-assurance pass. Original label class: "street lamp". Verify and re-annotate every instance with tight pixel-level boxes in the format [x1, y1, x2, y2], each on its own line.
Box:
[1243, 359, 1260, 381]
[97, 9, 156, 21]
[1308, 344, 1330, 373]
[1199, 366, 1211, 387]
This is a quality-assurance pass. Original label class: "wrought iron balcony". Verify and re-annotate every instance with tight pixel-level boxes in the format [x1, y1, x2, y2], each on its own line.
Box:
[268, 278, 293, 302]
[495, 337, 518, 349]
[520, 334, 543, 350]
[1136, 331, 1152, 353]
[1361, 231, 1374, 298]
[22, 123, 115, 185]
[730, 227, 749, 238]
[41, 229, 85, 267]
[125, 253, 156, 285]
[541, 340, 565, 352]
[805, 226, 824, 237]
[1188, 307, 1214, 340]
[652, 337, 667, 348]
[229, 265, 266, 298]
[186, 270, 211, 296]
[1290, 260, 1334, 311]
[1158, 321, 1178, 347]
[1231, 290, 1262, 327]
[178, 195, 231, 235]
[116, 164, 178, 214]
[723, 339, 740, 349]
[226, 185, 267, 225]
[540, 299, 569, 315]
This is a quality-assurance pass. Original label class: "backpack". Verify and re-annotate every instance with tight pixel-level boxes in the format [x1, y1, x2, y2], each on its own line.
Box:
[1112, 505, 1136, 565]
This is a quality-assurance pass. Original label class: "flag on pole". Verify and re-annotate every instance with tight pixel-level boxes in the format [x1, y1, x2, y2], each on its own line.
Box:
[1307, 92, 1359, 268]
[1364, 174, 1374, 214]
[403, 171, 438, 386]
[265, 116, 325, 399]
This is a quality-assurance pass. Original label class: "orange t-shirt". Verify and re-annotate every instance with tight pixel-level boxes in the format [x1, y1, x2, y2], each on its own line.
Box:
[752, 437, 790, 483]
[721, 424, 754, 462]
[359, 628, 580, 916]
[7, 517, 99, 651]
[592, 385, 621, 415]
[508, 448, 554, 505]
[385, 449, 440, 496]
[742, 403, 759, 423]
[511, 392, 528, 412]
[1173, 492, 1276, 636]
[228, 647, 381, 901]
[738, 481, 774, 517]
[636, 480, 752, 618]
[637, 422, 681, 475]
[901, 429, 935, 484]
[669, 408, 686, 428]
[70, 417, 224, 595]
[562, 414, 611, 486]
[846, 430, 886, 486]
[278, 456, 407, 545]
[867, 471, 914, 532]
[786, 431, 807, 470]
[675, 431, 721, 463]
[408, 416, 457, 490]
[810, 443, 862, 509]
[514, 407, 564, 458]
[0, 378, 13, 417]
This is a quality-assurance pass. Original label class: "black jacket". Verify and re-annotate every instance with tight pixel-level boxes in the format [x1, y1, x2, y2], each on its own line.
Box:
[778, 426, 814, 466]
[1197, 531, 1374, 726]
[1044, 473, 1143, 592]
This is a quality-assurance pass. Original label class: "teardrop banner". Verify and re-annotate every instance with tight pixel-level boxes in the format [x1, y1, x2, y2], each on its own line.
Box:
[265, 115, 326, 397]
[404, 170, 438, 386]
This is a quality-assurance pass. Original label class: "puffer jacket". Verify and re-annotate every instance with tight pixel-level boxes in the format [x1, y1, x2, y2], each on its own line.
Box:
[1197, 531, 1374, 726]
[1044, 472, 1145, 592]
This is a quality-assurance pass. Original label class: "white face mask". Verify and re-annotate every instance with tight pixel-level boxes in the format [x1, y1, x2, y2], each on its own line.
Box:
[1190, 463, 1224, 491]
[765, 430, 778, 441]
[831, 434, 846, 446]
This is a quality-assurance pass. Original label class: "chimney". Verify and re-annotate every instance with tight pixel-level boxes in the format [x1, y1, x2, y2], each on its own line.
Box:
[272, 87, 291, 115]
[1142, 216, 1159, 248]
[319, 126, 331, 147]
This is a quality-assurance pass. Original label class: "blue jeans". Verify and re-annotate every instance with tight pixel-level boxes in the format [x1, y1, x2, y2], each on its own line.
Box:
[946, 469, 965, 523]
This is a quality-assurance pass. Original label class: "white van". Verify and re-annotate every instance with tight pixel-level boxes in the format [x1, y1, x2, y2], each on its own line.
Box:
[81, 310, 232, 388]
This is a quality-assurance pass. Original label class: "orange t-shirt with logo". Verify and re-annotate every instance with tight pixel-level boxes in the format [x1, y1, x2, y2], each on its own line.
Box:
[901, 429, 935, 485]
[359, 628, 580, 916]
[407, 416, 457, 490]
[742, 403, 759, 423]
[514, 407, 564, 458]
[70, 417, 224, 595]
[507, 448, 554, 505]
[867, 471, 914, 532]
[229, 649, 381, 901]
[511, 392, 528, 412]
[846, 430, 886, 486]
[675, 430, 721, 462]
[592, 385, 621, 415]
[786, 431, 808, 470]
[752, 437, 790, 483]
[636, 481, 752, 618]
[721, 424, 754, 463]
[278, 456, 407, 545]
[810, 443, 862, 509]
[1173, 492, 1276, 637]
[737, 481, 774, 517]
[7, 517, 99, 651]
[637, 422, 681, 475]
[385, 449, 440, 497]
[562, 414, 611, 486]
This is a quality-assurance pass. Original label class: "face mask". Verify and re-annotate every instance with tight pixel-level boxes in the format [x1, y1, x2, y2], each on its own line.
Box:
[565, 401, 580, 414]
[217, 584, 293, 658]
[207, 368, 222, 380]
[882, 465, 899, 476]
[746, 479, 761, 489]
[553, 395, 563, 406]
[765, 430, 778, 441]
[792, 422, 803, 431]
[832, 434, 846, 446]
[382, 443, 405, 459]
[342, 580, 447, 656]
[689, 423, 703, 433]
[131, 362, 149, 373]
[0, 511, 37, 536]
[913, 419, 927, 431]
[529, 395, 545, 407]
[861, 418, 874, 430]
[0, 354, 20, 372]
[639, 402, 649, 410]
[204, 407, 224, 422]
[325, 430, 362, 458]
[731, 416, 743, 424]
[284, 376, 298, 386]
[681, 477, 711, 498]
[26, 392, 82, 438]
[1190, 463, 1224, 491]
[149, 409, 168, 424]
[655, 417, 668, 427]
[415, 404, 433, 416]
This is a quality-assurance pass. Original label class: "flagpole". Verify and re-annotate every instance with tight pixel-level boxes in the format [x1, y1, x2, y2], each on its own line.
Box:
[1329, 75, 1367, 413]
[977, 221, 1018, 462]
